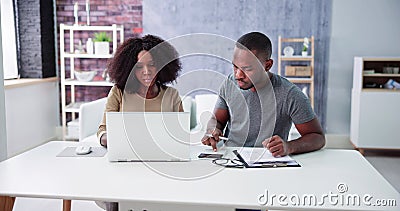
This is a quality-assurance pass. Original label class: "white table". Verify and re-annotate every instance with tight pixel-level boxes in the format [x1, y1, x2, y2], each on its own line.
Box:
[0, 141, 399, 211]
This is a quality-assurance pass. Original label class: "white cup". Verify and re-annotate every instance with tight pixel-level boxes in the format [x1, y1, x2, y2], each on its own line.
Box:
[393, 67, 399, 74]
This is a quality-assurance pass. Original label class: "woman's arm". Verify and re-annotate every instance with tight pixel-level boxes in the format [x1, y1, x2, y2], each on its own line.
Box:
[98, 86, 122, 147]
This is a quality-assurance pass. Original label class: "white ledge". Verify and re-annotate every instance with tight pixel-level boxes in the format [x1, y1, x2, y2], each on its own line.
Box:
[4, 77, 58, 89]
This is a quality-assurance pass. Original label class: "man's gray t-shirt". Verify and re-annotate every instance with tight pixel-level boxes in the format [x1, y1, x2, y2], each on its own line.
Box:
[215, 73, 315, 147]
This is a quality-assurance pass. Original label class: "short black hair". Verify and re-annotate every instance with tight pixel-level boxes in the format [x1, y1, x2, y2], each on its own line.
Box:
[236, 32, 272, 60]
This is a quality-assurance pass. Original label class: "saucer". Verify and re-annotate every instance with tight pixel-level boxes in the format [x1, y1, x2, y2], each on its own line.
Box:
[283, 46, 294, 56]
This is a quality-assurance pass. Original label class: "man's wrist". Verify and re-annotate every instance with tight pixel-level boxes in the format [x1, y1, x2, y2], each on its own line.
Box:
[285, 140, 295, 155]
[206, 127, 221, 132]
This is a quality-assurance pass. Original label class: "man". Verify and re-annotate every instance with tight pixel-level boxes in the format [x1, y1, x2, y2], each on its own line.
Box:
[202, 32, 325, 157]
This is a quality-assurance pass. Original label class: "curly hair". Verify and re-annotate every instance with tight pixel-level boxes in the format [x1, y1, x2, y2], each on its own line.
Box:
[107, 34, 182, 93]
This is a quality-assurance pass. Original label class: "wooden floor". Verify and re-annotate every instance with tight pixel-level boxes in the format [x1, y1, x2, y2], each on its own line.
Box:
[13, 198, 104, 211]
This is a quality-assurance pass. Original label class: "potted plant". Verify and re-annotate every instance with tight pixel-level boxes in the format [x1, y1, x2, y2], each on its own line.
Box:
[93, 32, 111, 55]
[302, 37, 309, 57]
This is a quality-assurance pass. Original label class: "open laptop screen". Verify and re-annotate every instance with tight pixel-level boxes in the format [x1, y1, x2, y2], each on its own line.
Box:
[106, 112, 190, 162]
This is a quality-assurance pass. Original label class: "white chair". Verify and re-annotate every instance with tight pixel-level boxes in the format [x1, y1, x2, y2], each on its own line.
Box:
[180, 95, 196, 129]
[79, 97, 107, 143]
[192, 94, 219, 132]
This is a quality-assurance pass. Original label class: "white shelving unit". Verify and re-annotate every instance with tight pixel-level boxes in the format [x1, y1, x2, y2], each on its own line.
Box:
[278, 36, 315, 107]
[350, 57, 400, 152]
[59, 24, 124, 139]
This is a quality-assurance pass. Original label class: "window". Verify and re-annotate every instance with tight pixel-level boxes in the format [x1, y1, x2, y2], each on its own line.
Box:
[1, 0, 18, 79]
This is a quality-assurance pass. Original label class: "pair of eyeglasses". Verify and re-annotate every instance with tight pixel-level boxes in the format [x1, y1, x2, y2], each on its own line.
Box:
[212, 158, 245, 168]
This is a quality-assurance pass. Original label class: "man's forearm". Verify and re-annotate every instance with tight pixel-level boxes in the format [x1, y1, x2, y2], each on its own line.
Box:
[215, 120, 226, 131]
[206, 117, 226, 132]
[287, 133, 325, 155]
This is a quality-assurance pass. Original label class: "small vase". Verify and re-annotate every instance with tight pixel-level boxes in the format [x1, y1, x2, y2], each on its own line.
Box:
[301, 51, 308, 57]
[86, 38, 93, 54]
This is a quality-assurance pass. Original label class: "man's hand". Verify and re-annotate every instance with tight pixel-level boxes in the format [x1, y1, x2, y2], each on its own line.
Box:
[201, 128, 223, 152]
[262, 135, 289, 157]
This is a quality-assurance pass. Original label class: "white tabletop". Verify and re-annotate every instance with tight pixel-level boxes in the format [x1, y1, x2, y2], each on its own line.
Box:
[0, 141, 399, 210]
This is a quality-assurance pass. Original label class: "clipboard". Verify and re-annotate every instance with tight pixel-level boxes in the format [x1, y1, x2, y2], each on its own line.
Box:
[233, 150, 301, 168]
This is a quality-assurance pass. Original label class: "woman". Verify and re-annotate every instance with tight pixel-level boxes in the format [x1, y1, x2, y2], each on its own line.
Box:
[97, 34, 183, 147]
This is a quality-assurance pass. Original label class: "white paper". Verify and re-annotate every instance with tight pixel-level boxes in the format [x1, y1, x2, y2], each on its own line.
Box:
[238, 147, 294, 163]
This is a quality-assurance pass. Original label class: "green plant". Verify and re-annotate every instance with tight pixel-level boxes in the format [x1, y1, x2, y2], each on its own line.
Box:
[93, 32, 111, 42]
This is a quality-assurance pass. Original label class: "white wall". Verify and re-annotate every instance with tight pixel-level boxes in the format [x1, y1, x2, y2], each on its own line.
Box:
[5, 82, 59, 157]
[0, 2, 8, 161]
[326, 0, 400, 134]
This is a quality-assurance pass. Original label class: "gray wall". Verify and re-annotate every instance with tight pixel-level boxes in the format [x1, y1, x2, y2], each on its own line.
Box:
[326, 0, 400, 134]
[16, 0, 56, 78]
[144, 0, 332, 129]
[17, 0, 42, 77]
[0, 1, 8, 161]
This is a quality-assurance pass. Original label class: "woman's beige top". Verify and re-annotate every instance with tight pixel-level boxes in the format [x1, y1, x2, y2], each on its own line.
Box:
[97, 85, 183, 140]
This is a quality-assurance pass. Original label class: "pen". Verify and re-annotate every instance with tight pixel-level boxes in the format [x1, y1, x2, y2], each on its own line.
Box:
[205, 134, 229, 141]
[254, 162, 289, 167]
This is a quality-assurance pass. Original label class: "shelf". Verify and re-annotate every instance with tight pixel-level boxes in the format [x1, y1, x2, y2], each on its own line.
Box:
[287, 78, 313, 83]
[280, 38, 309, 42]
[363, 73, 400, 77]
[64, 79, 114, 86]
[361, 88, 400, 92]
[60, 24, 124, 31]
[361, 57, 400, 62]
[60, 23, 124, 140]
[62, 53, 113, 59]
[278, 36, 315, 107]
[280, 56, 313, 61]
[351, 57, 400, 150]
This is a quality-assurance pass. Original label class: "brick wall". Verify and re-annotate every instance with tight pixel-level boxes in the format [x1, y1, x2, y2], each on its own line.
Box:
[56, 0, 143, 104]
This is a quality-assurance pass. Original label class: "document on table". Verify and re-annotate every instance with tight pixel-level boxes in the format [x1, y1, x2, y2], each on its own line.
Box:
[238, 147, 296, 164]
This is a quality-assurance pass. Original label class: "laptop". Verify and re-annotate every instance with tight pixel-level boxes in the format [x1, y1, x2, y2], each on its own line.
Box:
[106, 112, 191, 162]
